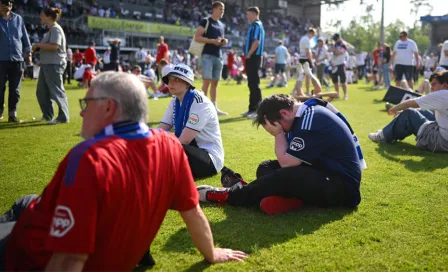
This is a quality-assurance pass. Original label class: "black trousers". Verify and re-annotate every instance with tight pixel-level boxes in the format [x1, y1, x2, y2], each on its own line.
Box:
[63, 61, 72, 84]
[182, 144, 217, 180]
[0, 194, 39, 270]
[227, 160, 352, 208]
[0, 61, 24, 117]
[246, 55, 262, 112]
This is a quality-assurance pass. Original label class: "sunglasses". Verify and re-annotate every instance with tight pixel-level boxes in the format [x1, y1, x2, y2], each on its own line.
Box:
[79, 97, 109, 111]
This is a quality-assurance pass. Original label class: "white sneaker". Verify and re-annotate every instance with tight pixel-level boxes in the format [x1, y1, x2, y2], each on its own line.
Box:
[241, 111, 250, 117]
[216, 108, 228, 116]
[368, 130, 385, 143]
[344, 95, 348, 100]
[303, 62, 312, 76]
[247, 112, 258, 119]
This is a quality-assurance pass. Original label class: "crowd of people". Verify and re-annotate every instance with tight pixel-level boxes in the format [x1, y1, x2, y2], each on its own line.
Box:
[1, 0, 448, 270]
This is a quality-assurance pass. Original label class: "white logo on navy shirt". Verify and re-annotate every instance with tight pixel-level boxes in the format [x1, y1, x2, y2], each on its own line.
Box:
[50, 205, 75, 238]
[290, 137, 305, 152]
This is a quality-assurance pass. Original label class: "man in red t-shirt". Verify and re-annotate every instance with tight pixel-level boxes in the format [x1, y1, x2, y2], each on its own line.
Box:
[73, 48, 84, 67]
[84, 41, 98, 70]
[0, 72, 247, 271]
[372, 42, 383, 89]
[156, 36, 169, 80]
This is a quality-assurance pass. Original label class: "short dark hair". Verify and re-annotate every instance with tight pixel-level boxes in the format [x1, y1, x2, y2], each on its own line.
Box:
[400, 31, 408, 37]
[429, 71, 448, 84]
[212, 1, 224, 9]
[246, 6, 260, 16]
[42, 7, 62, 21]
[307, 28, 315, 34]
[253, 94, 295, 128]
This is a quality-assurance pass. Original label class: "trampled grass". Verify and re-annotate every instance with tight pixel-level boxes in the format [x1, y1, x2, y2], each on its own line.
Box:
[0, 78, 447, 271]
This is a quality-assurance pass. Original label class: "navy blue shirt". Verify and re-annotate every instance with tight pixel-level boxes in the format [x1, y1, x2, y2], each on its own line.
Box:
[110, 43, 120, 62]
[199, 17, 224, 58]
[245, 20, 264, 56]
[286, 105, 361, 206]
[0, 12, 31, 62]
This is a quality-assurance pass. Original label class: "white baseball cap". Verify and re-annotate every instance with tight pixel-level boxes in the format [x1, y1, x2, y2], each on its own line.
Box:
[162, 63, 195, 88]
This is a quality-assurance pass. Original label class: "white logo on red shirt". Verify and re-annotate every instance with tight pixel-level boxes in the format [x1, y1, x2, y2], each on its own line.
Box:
[50, 206, 75, 238]
[290, 137, 305, 152]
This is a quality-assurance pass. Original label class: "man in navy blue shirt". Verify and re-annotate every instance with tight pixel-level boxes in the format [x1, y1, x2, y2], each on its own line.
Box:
[0, 0, 31, 123]
[241, 6, 265, 120]
[198, 94, 362, 215]
[194, 1, 228, 116]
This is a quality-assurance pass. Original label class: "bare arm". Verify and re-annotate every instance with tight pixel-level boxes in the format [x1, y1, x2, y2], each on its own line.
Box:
[194, 26, 218, 45]
[414, 52, 420, 68]
[178, 128, 199, 145]
[45, 253, 88, 272]
[180, 205, 248, 263]
[388, 99, 420, 116]
[390, 51, 396, 64]
[306, 48, 313, 66]
[246, 40, 260, 58]
[38, 43, 59, 52]
[444, 49, 448, 57]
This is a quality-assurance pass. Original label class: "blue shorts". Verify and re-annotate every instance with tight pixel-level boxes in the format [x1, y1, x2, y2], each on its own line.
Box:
[201, 54, 223, 80]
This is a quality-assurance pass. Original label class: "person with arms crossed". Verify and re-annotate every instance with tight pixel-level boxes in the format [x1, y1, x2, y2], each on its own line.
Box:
[159, 64, 225, 179]
[391, 31, 419, 90]
[267, 40, 289, 88]
[0, 0, 32, 123]
[198, 94, 364, 215]
[194, 1, 228, 116]
[369, 70, 448, 152]
[241, 6, 265, 120]
[0, 72, 247, 271]
[328, 33, 348, 100]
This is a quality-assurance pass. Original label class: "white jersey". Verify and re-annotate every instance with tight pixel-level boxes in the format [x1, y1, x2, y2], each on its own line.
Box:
[299, 36, 311, 59]
[439, 40, 448, 66]
[425, 56, 436, 68]
[415, 90, 448, 140]
[135, 50, 147, 63]
[347, 55, 357, 69]
[314, 45, 328, 65]
[393, 39, 418, 66]
[357, 52, 367, 66]
[161, 91, 224, 172]
[74, 64, 88, 80]
[330, 41, 347, 66]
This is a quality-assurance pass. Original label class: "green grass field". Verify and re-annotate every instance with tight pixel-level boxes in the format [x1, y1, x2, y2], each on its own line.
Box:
[1, 78, 447, 271]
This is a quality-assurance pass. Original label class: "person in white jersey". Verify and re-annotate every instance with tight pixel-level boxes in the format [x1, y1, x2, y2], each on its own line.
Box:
[267, 40, 289, 88]
[298, 28, 320, 95]
[391, 31, 419, 89]
[439, 40, 448, 70]
[356, 51, 367, 81]
[159, 63, 225, 179]
[314, 38, 329, 87]
[328, 33, 348, 99]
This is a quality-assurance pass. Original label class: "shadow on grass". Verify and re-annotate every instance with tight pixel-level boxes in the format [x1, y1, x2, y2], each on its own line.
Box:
[0, 121, 50, 130]
[376, 141, 447, 172]
[163, 205, 354, 256]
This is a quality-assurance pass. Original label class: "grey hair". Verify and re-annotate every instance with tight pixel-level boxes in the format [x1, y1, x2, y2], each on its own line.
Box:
[90, 72, 148, 123]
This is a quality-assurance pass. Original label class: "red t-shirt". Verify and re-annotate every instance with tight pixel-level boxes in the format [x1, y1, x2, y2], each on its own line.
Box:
[84, 47, 97, 65]
[83, 70, 93, 81]
[156, 43, 169, 63]
[6, 128, 198, 271]
[228, 52, 234, 71]
[73, 52, 84, 64]
[373, 49, 382, 65]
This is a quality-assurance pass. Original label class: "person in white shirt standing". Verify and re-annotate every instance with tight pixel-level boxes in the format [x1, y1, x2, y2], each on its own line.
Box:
[346, 52, 357, 84]
[298, 28, 320, 95]
[356, 51, 367, 81]
[439, 40, 448, 70]
[391, 31, 420, 90]
[135, 46, 148, 73]
[267, 40, 289, 88]
[328, 33, 348, 99]
[369, 70, 448, 152]
[314, 38, 328, 87]
[103, 47, 111, 71]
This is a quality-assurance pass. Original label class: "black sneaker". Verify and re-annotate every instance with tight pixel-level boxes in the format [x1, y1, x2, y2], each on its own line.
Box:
[221, 166, 246, 188]
[8, 116, 22, 123]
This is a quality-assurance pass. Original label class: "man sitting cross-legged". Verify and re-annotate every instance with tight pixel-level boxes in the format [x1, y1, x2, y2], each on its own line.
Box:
[159, 63, 224, 179]
[0, 72, 247, 271]
[198, 94, 364, 215]
[369, 70, 448, 152]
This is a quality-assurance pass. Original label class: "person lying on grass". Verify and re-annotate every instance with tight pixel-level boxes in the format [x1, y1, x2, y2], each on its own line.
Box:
[369, 70, 448, 153]
[158, 63, 225, 180]
[198, 94, 365, 215]
[0, 72, 247, 272]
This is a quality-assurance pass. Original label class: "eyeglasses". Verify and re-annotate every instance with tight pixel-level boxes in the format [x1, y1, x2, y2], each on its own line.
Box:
[79, 97, 109, 111]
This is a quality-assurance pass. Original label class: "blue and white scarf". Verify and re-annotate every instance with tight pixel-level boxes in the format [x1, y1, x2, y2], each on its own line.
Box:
[173, 88, 197, 137]
[298, 99, 367, 170]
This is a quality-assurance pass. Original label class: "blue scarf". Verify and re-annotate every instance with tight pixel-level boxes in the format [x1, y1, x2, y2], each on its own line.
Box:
[294, 98, 367, 170]
[173, 88, 197, 137]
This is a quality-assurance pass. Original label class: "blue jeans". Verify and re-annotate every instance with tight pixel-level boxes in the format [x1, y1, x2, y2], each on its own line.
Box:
[0, 61, 24, 117]
[201, 54, 223, 80]
[382, 109, 435, 142]
[382, 63, 390, 87]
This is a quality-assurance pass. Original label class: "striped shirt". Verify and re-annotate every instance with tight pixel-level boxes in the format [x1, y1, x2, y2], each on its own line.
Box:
[245, 20, 265, 56]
